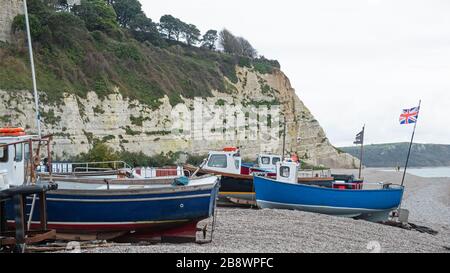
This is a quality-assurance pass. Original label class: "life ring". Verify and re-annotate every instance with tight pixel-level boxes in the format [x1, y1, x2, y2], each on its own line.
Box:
[0, 127, 24, 133]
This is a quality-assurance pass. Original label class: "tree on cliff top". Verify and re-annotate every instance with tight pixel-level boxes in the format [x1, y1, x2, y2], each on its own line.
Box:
[201, 29, 218, 50]
[72, 0, 118, 32]
[112, 0, 142, 28]
[159, 15, 183, 41]
[219, 29, 257, 58]
[184, 24, 201, 46]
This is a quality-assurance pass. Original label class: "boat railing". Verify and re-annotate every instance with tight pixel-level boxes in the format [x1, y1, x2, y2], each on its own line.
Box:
[352, 181, 403, 190]
[49, 161, 133, 174]
[73, 167, 115, 172]
[298, 169, 332, 178]
[134, 166, 184, 178]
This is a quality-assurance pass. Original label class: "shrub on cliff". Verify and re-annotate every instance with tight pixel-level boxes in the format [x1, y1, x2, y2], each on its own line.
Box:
[72, 0, 118, 32]
[12, 14, 46, 40]
[2, 0, 280, 107]
[74, 142, 120, 163]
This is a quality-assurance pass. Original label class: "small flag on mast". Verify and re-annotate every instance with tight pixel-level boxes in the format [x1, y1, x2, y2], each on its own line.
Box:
[400, 106, 420, 125]
[354, 129, 364, 145]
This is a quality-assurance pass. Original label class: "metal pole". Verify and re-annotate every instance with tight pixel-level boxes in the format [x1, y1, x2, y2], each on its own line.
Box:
[358, 125, 365, 179]
[282, 117, 286, 160]
[401, 100, 421, 186]
[23, 0, 41, 138]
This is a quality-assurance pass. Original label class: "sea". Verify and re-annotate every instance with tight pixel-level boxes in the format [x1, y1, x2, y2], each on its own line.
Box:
[382, 167, 450, 178]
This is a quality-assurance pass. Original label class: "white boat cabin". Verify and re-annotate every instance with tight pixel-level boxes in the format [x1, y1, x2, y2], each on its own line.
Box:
[257, 154, 282, 171]
[0, 135, 33, 190]
[275, 160, 300, 183]
[202, 147, 242, 175]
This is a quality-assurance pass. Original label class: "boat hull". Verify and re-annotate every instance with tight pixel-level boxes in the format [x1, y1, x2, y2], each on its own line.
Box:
[254, 175, 404, 222]
[6, 180, 220, 242]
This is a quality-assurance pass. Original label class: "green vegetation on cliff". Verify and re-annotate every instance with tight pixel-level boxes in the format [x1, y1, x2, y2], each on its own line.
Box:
[0, 0, 280, 107]
[73, 142, 206, 167]
[340, 143, 450, 167]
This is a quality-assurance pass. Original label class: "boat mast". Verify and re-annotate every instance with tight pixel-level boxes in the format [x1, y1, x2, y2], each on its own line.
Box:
[23, 0, 41, 138]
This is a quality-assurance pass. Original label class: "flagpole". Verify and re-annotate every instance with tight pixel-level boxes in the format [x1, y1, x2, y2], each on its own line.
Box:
[401, 100, 421, 187]
[358, 125, 365, 179]
[23, 0, 41, 138]
[282, 116, 286, 160]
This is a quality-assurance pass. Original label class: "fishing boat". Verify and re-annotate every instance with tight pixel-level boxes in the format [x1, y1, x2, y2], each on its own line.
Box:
[2, 133, 220, 242]
[8, 175, 219, 242]
[185, 147, 256, 206]
[253, 161, 404, 222]
[184, 147, 339, 206]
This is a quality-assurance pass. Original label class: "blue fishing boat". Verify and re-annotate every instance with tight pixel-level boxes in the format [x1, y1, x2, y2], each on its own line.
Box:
[253, 161, 404, 222]
[1, 133, 220, 242]
[5, 175, 220, 242]
[184, 148, 336, 206]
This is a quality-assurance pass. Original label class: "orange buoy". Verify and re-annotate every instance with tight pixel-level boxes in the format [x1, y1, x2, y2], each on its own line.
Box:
[223, 146, 238, 152]
[0, 127, 26, 137]
[0, 127, 25, 133]
[0, 132, 26, 137]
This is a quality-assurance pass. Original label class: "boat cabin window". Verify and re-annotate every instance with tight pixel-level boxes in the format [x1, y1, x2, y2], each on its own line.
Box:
[280, 166, 290, 178]
[208, 154, 227, 168]
[272, 157, 281, 165]
[24, 143, 30, 161]
[234, 159, 240, 169]
[14, 143, 23, 162]
[261, 157, 270, 165]
[0, 145, 7, 162]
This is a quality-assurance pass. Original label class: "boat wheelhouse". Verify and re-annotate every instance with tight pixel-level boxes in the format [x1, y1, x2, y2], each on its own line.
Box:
[0, 131, 57, 251]
[256, 154, 282, 172]
[184, 147, 259, 206]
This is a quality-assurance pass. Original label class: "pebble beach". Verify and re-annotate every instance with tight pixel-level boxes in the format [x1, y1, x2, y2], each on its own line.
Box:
[85, 169, 450, 253]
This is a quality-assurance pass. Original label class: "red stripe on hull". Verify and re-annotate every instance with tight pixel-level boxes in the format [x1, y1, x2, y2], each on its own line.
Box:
[8, 220, 202, 242]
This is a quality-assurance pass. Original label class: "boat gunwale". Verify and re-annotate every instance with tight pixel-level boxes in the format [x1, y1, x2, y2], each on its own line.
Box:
[42, 176, 220, 196]
[254, 175, 404, 193]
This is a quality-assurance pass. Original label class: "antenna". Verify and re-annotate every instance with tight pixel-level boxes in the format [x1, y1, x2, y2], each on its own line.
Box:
[23, 0, 41, 138]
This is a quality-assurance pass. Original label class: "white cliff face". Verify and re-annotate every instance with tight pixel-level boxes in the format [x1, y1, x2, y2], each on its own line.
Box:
[0, 67, 358, 168]
[0, 0, 23, 43]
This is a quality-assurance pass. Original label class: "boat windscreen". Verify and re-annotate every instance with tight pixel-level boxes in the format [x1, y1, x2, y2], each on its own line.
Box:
[0, 145, 7, 162]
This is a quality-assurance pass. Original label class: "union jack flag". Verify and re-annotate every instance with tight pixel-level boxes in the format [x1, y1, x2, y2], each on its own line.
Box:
[399, 106, 420, 125]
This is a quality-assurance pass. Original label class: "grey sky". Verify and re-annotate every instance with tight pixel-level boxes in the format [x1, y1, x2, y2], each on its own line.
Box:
[141, 0, 450, 146]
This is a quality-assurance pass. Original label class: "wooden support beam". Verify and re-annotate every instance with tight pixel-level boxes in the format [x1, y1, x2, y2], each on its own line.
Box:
[39, 192, 47, 230]
[0, 200, 6, 234]
[14, 194, 25, 251]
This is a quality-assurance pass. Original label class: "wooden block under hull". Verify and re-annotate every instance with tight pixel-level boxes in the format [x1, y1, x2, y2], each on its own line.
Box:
[19, 220, 202, 243]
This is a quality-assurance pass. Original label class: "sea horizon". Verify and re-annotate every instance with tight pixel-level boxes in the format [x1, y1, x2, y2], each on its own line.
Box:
[378, 166, 450, 178]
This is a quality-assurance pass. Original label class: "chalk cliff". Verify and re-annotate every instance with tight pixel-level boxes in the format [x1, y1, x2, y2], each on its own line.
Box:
[0, 66, 358, 168]
[0, 0, 358, 168]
